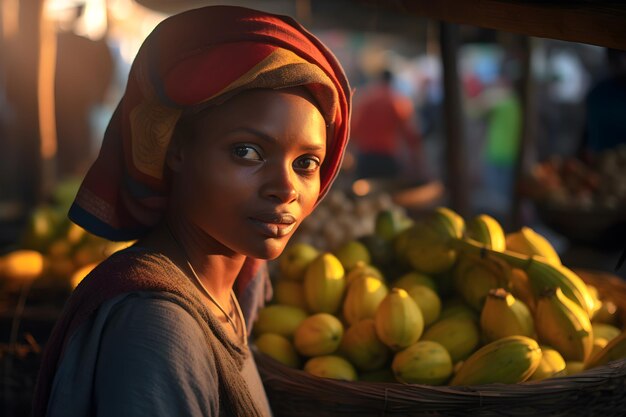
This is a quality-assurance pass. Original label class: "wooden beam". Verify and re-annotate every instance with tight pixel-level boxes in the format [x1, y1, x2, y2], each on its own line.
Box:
[396, 0, 626, 49]
[137, 0, 626, 49]
[512, 36, 537, 229]
[439, 22, 470, 217]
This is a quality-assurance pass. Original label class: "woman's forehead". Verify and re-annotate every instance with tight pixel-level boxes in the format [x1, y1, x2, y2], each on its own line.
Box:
[187, 88, 327, 143]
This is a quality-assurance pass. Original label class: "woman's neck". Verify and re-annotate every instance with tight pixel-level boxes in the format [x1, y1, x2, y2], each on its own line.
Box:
[141, 217, 246, 307]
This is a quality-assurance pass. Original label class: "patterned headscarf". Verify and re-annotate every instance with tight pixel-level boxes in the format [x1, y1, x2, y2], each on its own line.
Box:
[69, 5, 351, 242]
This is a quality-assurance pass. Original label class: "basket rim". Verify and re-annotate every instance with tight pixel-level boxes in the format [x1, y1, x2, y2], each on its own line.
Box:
[254, 348, 626, 393]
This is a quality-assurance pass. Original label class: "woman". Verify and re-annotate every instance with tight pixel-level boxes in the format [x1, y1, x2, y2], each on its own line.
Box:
[33, 6, 351, 417]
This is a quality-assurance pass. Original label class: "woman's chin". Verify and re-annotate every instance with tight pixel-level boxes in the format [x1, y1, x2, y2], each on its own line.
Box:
[262, 236, 291, 261]
[249, 238, 290, 260]
[262, 245, 288, 260]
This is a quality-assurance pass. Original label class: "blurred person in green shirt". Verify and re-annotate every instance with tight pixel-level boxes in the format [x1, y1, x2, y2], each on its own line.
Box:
[470, 73, 522, 214]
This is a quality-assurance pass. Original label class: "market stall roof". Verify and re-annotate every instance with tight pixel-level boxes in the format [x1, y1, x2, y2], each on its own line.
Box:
[387, 0, 626, 50]
[137, 0, 626, 49]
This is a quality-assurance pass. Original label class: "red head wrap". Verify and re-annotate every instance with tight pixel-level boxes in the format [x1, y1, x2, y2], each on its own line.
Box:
[69, 5, 351, 241]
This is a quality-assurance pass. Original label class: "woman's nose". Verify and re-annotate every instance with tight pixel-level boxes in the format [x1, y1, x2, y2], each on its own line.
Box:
[261, 164, 298, 204]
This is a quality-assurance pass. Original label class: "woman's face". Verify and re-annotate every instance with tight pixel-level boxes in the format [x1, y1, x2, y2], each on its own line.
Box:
[170, 88, 327, 260]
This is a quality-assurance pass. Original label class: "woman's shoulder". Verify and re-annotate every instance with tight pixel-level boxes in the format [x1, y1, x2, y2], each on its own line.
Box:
[68, 291, 215, 384]
[96, 293, 222, 411]
[100, 292, 220, 371]
[70, 290, 216, 363]
[48, 291, 221, 417]
[89, 246, 179, 280]
[68, 247, 194, 320]
[103, 291, 208, 342]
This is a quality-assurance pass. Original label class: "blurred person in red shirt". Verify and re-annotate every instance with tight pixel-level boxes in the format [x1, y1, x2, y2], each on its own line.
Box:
[350, 69, 423, 179]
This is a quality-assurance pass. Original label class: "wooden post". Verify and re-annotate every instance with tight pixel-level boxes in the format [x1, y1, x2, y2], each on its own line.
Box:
[512, 36, 536, 228]
[439, 22, 469, 217]
[3, 0, 44, 208]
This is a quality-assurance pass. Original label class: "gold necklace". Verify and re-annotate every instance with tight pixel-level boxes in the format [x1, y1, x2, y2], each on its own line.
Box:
[166, 223, 247, 346]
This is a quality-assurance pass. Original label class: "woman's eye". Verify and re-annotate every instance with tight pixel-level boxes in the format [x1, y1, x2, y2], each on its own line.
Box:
[233, 145, 262, 161]
[294, 156, 321, 172]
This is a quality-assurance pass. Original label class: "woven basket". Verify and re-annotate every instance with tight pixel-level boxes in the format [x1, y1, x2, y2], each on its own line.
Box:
[255, 269, 626, 417]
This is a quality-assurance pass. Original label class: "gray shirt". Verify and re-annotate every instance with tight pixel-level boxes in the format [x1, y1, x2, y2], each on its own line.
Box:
[46, 291, 273, 417]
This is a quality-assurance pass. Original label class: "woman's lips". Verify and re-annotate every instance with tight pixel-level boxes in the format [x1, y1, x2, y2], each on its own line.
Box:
[249, 213, 297, 238]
